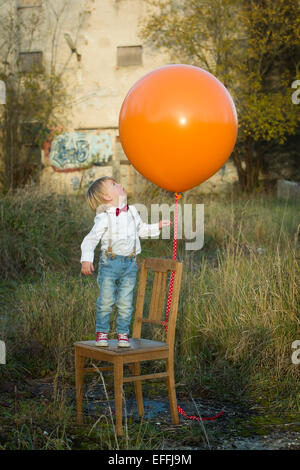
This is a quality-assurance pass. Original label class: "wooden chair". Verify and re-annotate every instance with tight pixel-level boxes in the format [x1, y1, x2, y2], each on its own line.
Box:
[74, 257, 183, 436]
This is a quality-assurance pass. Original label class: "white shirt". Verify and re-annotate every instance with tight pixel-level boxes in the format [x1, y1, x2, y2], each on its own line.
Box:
[80, 204, 160, 263]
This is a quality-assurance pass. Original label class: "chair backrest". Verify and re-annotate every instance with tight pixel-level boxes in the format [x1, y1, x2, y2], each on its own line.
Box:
[132, 257, 183, 348]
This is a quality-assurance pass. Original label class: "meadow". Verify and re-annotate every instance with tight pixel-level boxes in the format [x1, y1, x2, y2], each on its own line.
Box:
[0, 183, 299, 450]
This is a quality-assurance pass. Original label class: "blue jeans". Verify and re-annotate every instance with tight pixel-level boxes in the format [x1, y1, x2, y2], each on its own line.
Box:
[96, 252, 138, 335]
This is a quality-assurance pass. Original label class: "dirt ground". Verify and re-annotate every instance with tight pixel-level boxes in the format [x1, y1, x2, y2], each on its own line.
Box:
[1, 376, 299, 450]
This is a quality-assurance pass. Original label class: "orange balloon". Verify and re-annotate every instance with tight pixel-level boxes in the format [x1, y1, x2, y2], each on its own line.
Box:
[119, 64, 238, 193]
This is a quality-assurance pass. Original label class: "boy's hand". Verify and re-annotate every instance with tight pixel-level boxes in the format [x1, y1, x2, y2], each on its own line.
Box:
[159, 220, 172, 229]
[81, 261, 95, 276]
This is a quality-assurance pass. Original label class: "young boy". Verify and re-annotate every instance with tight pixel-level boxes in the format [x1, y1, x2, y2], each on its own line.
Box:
[80, 176, 171, 348]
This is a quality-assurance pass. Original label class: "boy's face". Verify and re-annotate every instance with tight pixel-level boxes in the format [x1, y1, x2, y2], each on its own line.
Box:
[103, 179, 127, 206]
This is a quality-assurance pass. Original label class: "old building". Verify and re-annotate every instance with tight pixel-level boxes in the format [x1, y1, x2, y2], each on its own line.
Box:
[1, 0, 239, 196]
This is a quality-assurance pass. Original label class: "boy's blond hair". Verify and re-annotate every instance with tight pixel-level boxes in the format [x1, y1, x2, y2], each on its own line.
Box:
[86, 176, 115, 213]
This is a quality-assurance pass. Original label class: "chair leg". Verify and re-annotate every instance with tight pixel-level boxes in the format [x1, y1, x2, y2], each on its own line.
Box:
[166, 357, 179, 425]
[75, 350, 85, 424]
[114, 359, 124, 436]
[133, 362, 144, 417]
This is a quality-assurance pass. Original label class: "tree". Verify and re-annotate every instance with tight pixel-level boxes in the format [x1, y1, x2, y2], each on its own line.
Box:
[139, 0, 300, 192]
[0, 0, 92, 192]
[233, 0, 300, 191]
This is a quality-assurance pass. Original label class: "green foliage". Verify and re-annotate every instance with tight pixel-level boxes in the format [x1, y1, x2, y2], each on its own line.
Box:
[140, 0, 241, 79]
[234, 0, 300, 143]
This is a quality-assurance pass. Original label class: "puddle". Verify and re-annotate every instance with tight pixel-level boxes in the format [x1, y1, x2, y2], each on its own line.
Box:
[83, 395, 170, 420]
[82, 386, 300, 450]
[82, 383, 225, 421]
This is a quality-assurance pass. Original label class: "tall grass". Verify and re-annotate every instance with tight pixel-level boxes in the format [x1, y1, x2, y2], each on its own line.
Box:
[175, 194, 300, 409]
[0, 184, 89, 280]
[4, 271, 96, 375]
[1, 184, 299, 411]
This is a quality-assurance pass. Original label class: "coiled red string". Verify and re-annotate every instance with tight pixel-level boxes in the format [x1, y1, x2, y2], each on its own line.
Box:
[162, 192, 224, 422]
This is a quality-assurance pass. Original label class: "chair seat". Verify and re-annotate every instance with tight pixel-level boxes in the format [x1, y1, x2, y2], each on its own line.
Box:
[75, 338, 169, 356]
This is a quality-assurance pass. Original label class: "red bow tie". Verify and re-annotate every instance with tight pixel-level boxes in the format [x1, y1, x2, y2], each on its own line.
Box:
[116, 204, 129, 216]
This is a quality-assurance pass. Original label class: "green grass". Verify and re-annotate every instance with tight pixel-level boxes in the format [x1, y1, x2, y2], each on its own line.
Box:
[0, 183, 299, 449]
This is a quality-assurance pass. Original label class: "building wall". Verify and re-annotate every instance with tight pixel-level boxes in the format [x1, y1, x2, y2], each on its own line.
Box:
[37, 0, 173, 195]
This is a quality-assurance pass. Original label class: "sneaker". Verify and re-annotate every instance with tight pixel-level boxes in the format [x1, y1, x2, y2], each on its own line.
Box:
[117, 333, 131, 348]
[96, 332, 108, 347]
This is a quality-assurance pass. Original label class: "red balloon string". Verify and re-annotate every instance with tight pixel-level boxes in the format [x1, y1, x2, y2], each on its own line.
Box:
[163, 192, 224, 422]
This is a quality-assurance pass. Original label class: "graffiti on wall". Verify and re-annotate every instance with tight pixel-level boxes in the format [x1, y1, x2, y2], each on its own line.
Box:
[49, 132, 113, 172]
